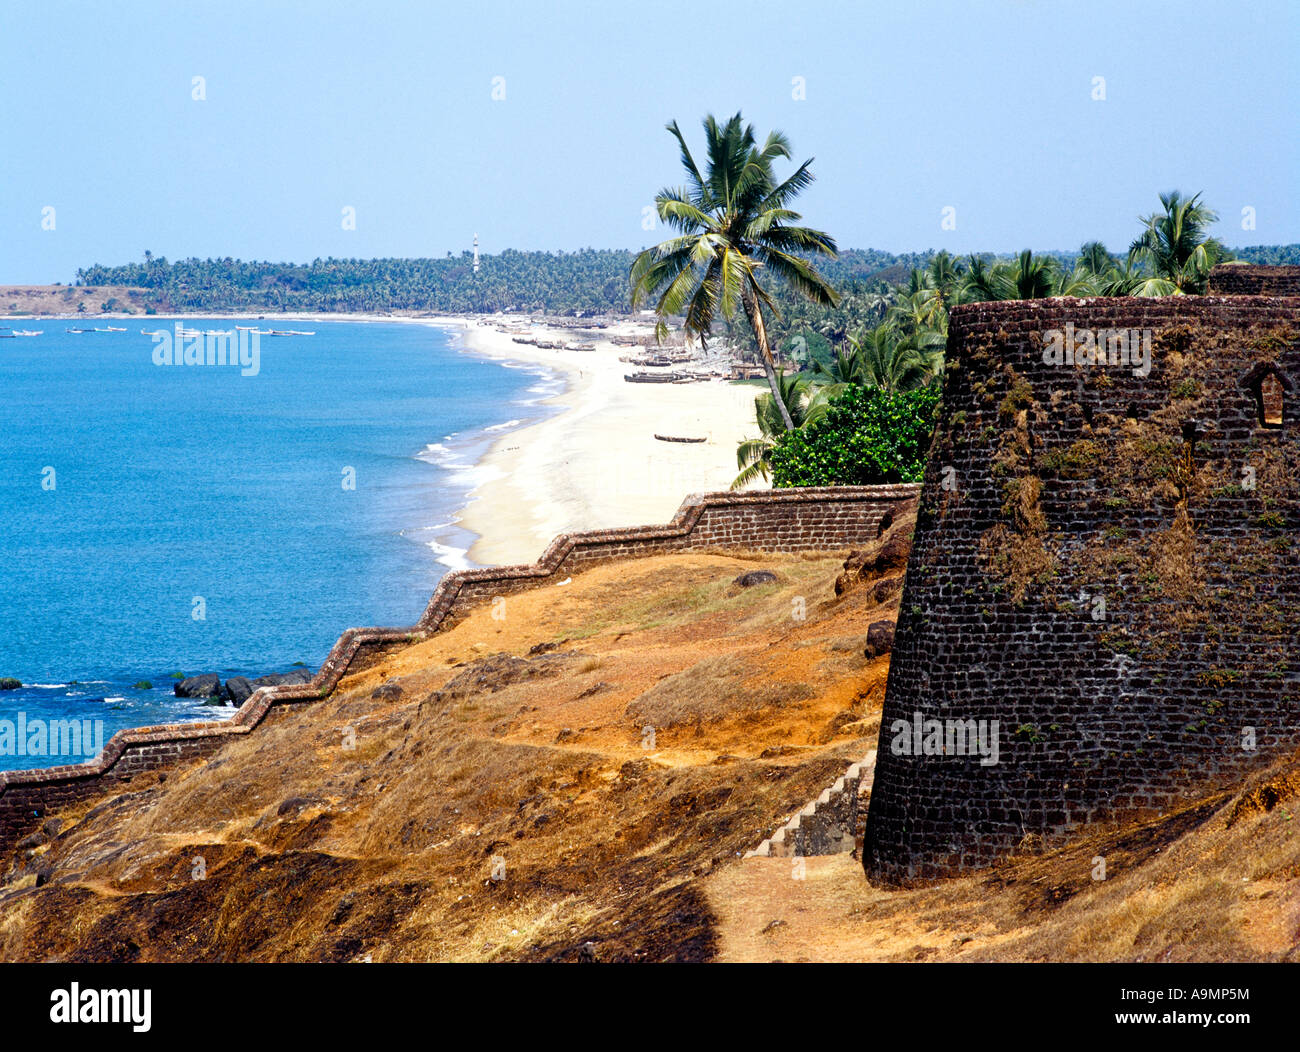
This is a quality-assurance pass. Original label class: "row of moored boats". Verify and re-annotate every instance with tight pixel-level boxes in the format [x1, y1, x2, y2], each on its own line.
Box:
[54, 326, 317, 337]
[5, 324, 317, 340]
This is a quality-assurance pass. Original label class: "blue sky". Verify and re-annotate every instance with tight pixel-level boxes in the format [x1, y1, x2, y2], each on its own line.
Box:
[1, 0, 1296, 283]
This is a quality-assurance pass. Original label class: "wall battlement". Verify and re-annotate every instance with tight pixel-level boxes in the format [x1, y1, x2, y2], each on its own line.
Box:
[1209, 263, 1300, 297]
[0, 484, 919, 855]
[865, 291, 1300, 885]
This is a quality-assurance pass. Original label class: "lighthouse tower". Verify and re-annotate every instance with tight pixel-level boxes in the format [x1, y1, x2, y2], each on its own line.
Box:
[473, 234, 480, 274]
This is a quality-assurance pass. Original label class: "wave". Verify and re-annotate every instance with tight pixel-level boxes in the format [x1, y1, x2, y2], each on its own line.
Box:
[425, 538, 475, 572]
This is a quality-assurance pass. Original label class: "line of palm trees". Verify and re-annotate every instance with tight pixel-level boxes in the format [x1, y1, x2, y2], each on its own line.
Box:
[629, 113, 1231, 488]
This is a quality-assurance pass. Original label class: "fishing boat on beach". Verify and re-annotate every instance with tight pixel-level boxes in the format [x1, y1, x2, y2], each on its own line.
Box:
[624, 371, 681, 383]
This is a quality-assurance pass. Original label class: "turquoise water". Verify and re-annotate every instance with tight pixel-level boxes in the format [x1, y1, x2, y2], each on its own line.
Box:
[0, 319, 556, 769]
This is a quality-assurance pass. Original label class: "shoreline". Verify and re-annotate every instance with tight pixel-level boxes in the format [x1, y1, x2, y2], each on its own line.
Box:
[12, 309, 765, 570]
[447, 318, 763, 566]
[1, 312, 762, 767]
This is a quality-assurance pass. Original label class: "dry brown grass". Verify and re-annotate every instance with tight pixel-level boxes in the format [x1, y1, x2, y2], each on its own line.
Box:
[708, 765, 1300, 962]
[0, 551, 887, 962]
[2, 542, 1295, 963]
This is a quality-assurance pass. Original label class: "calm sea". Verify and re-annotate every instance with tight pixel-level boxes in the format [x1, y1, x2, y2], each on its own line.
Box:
[0, 318, 557, 770]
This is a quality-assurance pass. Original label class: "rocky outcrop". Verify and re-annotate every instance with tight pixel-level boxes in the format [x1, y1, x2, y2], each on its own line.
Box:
[834, 499, 917, 598]
[174, 674, 220, 699]
[222, 677, 254, 706]
[252, 670, 314, 688]
[177, 669, 311, 704]
[864, 621, 895, 659]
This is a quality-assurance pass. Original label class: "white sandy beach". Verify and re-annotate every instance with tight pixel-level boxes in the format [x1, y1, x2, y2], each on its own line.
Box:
[446, 318, 764, 566]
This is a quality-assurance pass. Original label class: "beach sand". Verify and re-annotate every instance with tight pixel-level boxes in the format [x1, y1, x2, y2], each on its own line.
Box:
[448, 318, 764, 566]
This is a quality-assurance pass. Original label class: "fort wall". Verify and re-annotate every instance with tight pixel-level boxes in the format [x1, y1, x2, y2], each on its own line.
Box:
[864, 293, 1300, 884]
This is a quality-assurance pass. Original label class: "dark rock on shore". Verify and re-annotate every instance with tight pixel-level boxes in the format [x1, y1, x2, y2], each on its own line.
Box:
[252, 669, 314, 688]
[221, 676, 255, 706]
[733, 570, 778, 588]
[175, 673, 221, 698]
[0, 677, 22, 691]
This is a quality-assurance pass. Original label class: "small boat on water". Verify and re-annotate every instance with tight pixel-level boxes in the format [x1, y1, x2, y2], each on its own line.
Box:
[13, 330, 42, 337]
[0, 332, 15, 339]
[141, 329, 163, 336]
[104, 326, 126, 332]
[234, 325, 257, 331]
[266, 329, 316, 336]
[66, 327, 95, 334]
[202, 329, 231, 336]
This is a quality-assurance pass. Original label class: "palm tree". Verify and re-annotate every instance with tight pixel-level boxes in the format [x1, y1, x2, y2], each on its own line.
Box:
[732, 371, 824, 488]
[959, 249, 1072, 302]
[1077, 241, 1115, 277]
[631, 113, 840, 431]
[850, 326, 936, 392]
[1128, 191, 1228, 294]
[1000, 249, 1060, 300]
[812, 344, 863, 386]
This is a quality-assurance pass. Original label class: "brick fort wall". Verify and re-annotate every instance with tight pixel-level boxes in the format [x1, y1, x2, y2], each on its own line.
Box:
[1209, 263, 1300, 298]
[864, 293, 1300, 884]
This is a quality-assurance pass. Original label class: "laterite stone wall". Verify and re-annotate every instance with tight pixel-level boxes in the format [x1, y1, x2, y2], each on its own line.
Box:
[864, 293, 1300, 885]
[1209, 263, 1300, 297]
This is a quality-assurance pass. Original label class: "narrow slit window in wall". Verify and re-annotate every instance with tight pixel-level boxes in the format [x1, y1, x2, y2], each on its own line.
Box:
[1260, 372, 1284, 428]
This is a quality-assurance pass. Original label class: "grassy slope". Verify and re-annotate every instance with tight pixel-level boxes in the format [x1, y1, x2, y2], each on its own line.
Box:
[1, 535, 1297, 962]
[0, 550, 892, 962]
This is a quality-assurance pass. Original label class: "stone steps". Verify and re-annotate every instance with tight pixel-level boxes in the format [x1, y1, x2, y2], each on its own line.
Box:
[745, 749, 877, 859]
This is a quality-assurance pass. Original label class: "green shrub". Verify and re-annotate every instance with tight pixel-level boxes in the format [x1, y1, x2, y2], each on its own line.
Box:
[0, 677, 21, 691]
[769, 384, 941, 487]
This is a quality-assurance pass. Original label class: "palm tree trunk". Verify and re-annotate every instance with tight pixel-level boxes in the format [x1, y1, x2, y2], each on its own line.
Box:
[741, 283, 796, 431]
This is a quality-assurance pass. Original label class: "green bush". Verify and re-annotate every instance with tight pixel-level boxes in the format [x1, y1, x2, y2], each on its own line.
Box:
[769, 383, 941, 487]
